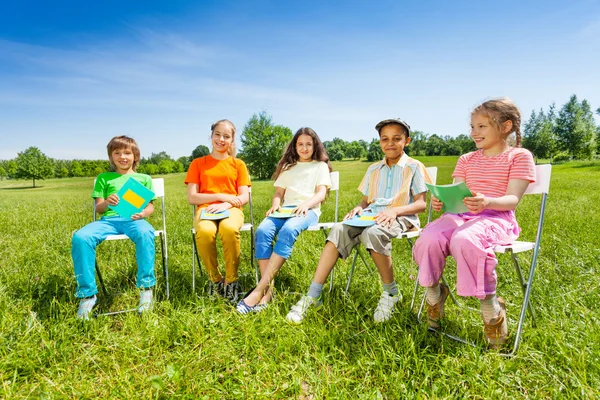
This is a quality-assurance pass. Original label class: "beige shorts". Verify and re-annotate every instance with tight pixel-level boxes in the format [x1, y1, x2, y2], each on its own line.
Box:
[326, 217, 413, 259]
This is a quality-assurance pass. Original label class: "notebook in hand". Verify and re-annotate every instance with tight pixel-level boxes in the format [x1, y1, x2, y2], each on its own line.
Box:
[269, 205, 297, 219]
[200, 209, 231, 220]
[425, 181, 473, 214]
[343, 211, 377, 227]
[108, 177, 155, 219]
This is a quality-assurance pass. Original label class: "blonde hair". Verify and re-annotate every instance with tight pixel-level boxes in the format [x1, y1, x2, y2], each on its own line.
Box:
[211, 119, 237, 156]
[107, 136, 140, 171]
[472, 97, 522, 147]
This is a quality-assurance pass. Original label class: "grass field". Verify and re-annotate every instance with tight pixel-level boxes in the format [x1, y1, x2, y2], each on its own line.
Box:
[0, 156, 599, 398]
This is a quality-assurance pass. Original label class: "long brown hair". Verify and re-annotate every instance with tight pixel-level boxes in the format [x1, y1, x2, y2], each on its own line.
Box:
[107, 135, 140, 171]
[472, 97, 522, 147]
[272, 127, 332, 180]
[211, 119, 237, 156]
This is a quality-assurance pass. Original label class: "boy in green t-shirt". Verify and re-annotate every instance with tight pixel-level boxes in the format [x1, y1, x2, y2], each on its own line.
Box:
[72, 136, 156, 319]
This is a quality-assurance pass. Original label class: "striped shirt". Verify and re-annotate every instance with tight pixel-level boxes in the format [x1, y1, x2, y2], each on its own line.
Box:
[358, 153, 430, 228]
[452, 148, 536, 198]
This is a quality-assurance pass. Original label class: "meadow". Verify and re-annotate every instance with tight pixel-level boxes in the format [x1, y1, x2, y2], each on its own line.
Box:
[0, 156, 598, 398]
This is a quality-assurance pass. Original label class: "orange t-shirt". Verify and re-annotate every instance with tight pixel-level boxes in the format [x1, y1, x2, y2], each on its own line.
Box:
[184, 155, 251, 209]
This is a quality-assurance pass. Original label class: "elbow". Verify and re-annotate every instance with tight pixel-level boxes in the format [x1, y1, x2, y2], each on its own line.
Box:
[187, 194, 195, 205]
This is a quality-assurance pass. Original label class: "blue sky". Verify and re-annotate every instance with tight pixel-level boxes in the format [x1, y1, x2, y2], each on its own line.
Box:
[1, 0, 599, 160]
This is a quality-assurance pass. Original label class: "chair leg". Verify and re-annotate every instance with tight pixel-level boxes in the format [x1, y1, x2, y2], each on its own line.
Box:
[95, 259, 108, 297]
[510, 251, 536, 323]
[344, 248, 373, 295]
[251, 227, 259, 285]
[191, 232, 202, 293]
[160, 233, 169, 300]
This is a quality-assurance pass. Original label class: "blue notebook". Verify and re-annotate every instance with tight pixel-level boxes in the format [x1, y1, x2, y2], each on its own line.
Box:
[201, 209, 230, 220]
[343, 211, 378, 227]
[269, 205, 297, 219]
[108, 177, 155, 219]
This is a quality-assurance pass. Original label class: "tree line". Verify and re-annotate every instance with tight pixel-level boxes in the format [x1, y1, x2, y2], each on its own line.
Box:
[2, 94, 598, 186]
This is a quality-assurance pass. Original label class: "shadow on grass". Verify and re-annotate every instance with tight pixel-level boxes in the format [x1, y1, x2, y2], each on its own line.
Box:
[0, 186, 42, 190]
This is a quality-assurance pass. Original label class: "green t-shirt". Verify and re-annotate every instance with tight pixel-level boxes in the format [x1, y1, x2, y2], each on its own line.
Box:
[92, 172, 155, 218]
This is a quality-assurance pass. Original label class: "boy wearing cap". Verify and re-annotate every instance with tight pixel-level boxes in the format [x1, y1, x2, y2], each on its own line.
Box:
[286, 118, 431, 324]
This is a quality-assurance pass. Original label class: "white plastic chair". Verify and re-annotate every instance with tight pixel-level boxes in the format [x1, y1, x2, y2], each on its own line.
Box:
[191, 187, 257, 292]
[344, 166, 438, 295]
[92, 178, 169, 315]
[416, 164, 552, 356]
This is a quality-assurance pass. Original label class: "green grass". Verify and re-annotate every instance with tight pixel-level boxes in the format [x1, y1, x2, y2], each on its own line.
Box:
[0, 157, 599, 398]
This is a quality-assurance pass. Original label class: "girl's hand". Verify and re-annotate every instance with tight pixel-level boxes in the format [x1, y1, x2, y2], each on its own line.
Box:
[266, 205, 281, 216]
[344, 206, 363, 221]
[293, 204, 310, 217]
[106, 194, 119, 206]
[375, 209, 397, 229]
[463, 192, 488, 214]
[226, 196, 243, 208]
[205, 202, 232, 214]
[431, 195, 443, 212]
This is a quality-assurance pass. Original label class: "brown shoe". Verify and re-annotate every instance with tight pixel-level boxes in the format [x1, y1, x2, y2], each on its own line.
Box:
[426, 283, 450, 329]
[483, 297, 508, 349]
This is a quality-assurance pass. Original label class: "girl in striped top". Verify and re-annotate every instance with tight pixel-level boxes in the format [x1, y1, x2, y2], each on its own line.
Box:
[413, 98, 536, 349]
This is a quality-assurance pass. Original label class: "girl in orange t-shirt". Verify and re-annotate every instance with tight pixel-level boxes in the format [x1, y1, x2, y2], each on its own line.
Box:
[184, 119, 251, 302]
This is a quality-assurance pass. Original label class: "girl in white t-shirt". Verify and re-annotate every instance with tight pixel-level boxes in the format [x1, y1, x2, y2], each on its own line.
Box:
[237, 127, 332, 313]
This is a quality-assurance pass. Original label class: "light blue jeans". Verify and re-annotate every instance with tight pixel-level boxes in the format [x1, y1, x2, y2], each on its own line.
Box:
[72, 217, 156, 298]
[255, 210, 318, 259]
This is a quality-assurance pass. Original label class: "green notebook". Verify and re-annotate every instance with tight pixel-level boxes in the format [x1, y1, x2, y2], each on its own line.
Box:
[425, 181, 473, 214]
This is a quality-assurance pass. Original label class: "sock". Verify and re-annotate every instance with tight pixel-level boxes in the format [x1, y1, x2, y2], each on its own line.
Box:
[426, 285, 441, 306]
[480, 295, 502, 323]
[383, 281, 398, 296]
[307, 281, 324, 300]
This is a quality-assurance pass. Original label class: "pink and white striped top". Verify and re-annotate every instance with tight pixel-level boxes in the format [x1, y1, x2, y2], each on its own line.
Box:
[452, 148, 536, 198]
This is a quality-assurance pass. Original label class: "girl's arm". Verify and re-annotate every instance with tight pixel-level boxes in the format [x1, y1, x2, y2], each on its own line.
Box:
[187, 183, 237, 206]
[344, 196, 370, 221]
[293, 185, 328, 217]
[463, 179, 530, 213]
[266, 187, 286, 216]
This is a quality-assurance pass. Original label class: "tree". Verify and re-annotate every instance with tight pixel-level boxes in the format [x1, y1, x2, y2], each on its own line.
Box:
[172, 161, 184, 173]
[158, 160, 173, 174]
[6, 160, 17, 178]
[14, 147, 54, 187]
[177, 156, 190, 171]
[346, 141, 366, 160]
[142, 151, 173, 166]
[70, 161, 84, 177]
[327, 145, 345, 161]
[409, 131, 428, 156]
[367, 139, 384, 162]
[523, 107, 557, 161]
[555, 95, 596, 160]
[0, 166, 6, 180]
[239, 111, 293, 180]
[190, 145, 210, 161]
[145, 163, 159, 175]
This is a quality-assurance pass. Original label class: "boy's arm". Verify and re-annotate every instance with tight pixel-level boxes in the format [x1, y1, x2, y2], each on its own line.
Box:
[132, 201, 154, 220]
[343, 196, 370, 220]
[375, 192, 427, 227]
[94, 195, 119, 214]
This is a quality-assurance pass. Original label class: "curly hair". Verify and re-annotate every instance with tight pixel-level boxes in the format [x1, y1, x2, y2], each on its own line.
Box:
[272, 127, 332, 180]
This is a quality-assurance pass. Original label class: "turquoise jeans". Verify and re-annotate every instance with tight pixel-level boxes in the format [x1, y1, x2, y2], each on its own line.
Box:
[72, 217, 156, 298]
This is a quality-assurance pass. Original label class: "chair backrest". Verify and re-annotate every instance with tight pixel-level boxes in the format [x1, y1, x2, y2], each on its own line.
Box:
[93, 178, 167, 233]
[425, 166, 438, 224]
[524, 164, 551, 195]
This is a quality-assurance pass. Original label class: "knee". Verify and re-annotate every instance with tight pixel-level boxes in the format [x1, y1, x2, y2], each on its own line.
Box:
[256, 223, 272, 241]
[72, 229, 92, 247]
[415, 229, 444, 250]
[219, 224, 240, 241]
[278, 224, 301, 242]
[196, 226, 216, 242]
[449, 231, 472, 253]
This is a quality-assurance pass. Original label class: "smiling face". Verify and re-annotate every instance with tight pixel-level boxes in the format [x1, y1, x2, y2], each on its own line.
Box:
[111, 147, 136, 174]
[211, 122, 234, 154]
[379, 123, 410, 163]
[470, 113, 511, 155]
[296, 133, 315, 162]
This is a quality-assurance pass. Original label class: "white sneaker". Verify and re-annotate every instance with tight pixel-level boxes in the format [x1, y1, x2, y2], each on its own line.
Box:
[286, 295, 322, 324]
[138, 289, 154, 314]
[373, 291, 401, 323]
[77, 295, 97, 320]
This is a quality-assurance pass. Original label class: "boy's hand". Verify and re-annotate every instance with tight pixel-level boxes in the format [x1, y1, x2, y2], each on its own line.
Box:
[106, 194, 119, 206]
[131, 212, 145, 220]
[375, 209, 397, 228]
[205, 202, 232, 213]
[266, 205, 281, 216]
[344, 206, 363, 221]
[463, 192, 488, 214]
[293, 203, 310, 217]
[431, 196, 443, 212]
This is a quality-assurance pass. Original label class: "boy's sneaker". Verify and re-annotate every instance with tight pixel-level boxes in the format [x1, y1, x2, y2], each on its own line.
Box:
[207, 279, 225, 297]
[77, 295, 97, 320]
[286, 295, 322, 324]
[138, 289, 154, 314]
[373, 291, 402, 323]
[483, 297, 508, 349]
[427, 283, 449, 329]
[224, 281, 241, 303]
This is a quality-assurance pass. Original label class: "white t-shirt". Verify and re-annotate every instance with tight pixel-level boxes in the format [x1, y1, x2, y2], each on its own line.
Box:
[274, 160, 332, 217]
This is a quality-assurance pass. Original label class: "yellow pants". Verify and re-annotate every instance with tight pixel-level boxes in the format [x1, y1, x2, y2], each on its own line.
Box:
[194, 207, 244, 283]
